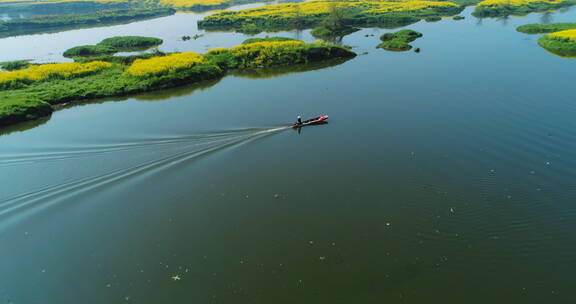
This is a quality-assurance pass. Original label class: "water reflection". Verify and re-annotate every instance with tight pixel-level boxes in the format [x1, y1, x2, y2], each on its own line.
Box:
[231, 58, 352, 79]
[0, 115, 51, 137]
[134, 78, 221, 101]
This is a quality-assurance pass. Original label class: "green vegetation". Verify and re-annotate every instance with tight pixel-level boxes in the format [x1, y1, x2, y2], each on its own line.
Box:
[378, 29, 423, 51]
[242, 37, 297, 44]
[198, 0, 464, 33]
[472, 0, 576, 18]
[63, 45, 117, 58]
[1, 40, 356, 127]
[425, 16, 442, 22]
[0, 95, 52, 128]
[0, 8, 175, 38]
[205, 41, 356, 69]
[453, 15, 465, 20]
[310, 3, 360, 38]
[99, 36, 163, 50]
[72, 52, 166, 65]
[538, 32, 576, 57]
[1, 60, 31, 71]
[63, 36, 163, 58]
[517, 23, 576, 34]
[311, 26, 359, 38]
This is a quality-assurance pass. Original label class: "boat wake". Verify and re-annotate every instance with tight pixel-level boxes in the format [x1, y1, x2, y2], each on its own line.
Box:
[0, 126, 289, 229]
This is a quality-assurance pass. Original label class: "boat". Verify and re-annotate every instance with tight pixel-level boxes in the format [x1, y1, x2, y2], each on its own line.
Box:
[292, 115, 329, 128]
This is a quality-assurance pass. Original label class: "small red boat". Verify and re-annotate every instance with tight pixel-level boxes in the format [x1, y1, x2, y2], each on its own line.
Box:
[292, 115, 329, 128]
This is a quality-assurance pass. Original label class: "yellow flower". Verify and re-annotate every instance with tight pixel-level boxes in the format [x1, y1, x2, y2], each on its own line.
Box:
[159, 0, 228, 8]
[126, 52, 205, 76]
[478, 0, 563, 7]
[0, 61, 112, 86]
[549, 29, 576, 41]
[203, 0, 459, 22]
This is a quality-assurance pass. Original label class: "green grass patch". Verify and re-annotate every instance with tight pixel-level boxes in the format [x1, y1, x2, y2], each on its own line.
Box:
[378, 29, 423, 51]
[0, 60, 31, 71]
[98, 36, 163, 50]
[63, 45, 118, 58]
[0, 94, 52, 127]
[425, 16, 442, 22]
[311, 26, 359, 39]
[63, 36, 164, 58]
[517, 23, 576, 34]
[242, 37, 297, 44]
[538, 35, 576, 57]
[473, 0, 576, 18]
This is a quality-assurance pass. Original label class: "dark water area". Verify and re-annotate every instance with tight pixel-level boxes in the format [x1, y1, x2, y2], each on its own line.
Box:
[1, 5, 576, 304]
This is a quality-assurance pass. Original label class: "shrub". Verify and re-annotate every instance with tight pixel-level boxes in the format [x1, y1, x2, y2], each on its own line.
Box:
[98, 36, 163, 50]
[517, 23, 576, 34]
[63, 45, 117, 58]
[425, 16, 442, 22]
[378, 29, 423, 51]
[1, 60, 30, 71]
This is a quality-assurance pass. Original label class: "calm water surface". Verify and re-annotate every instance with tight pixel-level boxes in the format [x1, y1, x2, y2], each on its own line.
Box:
[1, 6, 576, 304]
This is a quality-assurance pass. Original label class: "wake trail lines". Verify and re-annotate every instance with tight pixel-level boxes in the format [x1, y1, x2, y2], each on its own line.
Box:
[0, 126, 289, 229]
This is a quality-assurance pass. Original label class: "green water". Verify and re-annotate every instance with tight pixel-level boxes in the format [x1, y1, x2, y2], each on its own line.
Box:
[1, 6, 576, 304]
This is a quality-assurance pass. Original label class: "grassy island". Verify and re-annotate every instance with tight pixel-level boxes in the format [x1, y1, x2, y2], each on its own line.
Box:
[63, 45, 118, 58]
[377, 29, 423, 51]
[0, 8, 176, 38]
[0, 60, 31, 71]
[158, 0, 259, 12]
[517, 23, 576, 33]
[99, 36, 163, 50]
[63, 36, 164, 58]
[472, 0, 576, 18]
[0, 38, 356, 127]
[537, 29, 576, 57]
[198, 0, 464, 33]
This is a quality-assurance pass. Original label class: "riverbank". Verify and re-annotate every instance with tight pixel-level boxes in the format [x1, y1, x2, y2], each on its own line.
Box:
[517, 22, 576, 33]
[0, 39, 356, 127]
[0, 8, 176, 38]
[538, 29, 576, 56]
[473, 0, 576, 17]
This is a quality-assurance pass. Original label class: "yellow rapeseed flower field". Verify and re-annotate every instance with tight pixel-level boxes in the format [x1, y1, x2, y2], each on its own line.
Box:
[478, 0, 563, 6]
[159, 0, 228, 7]
[126, 52, 205, 76]
[204, 0, 458, 21]
[549, 29, 576, 41]
[0, 61, 112, 86]
[210, 40, 313, 66]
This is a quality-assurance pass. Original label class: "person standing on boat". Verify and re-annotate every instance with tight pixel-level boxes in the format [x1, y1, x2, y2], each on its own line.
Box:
[297, 115, 302, 125]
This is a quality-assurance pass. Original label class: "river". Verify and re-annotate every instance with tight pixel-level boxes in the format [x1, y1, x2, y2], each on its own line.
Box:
[1, 5, 576, 304]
